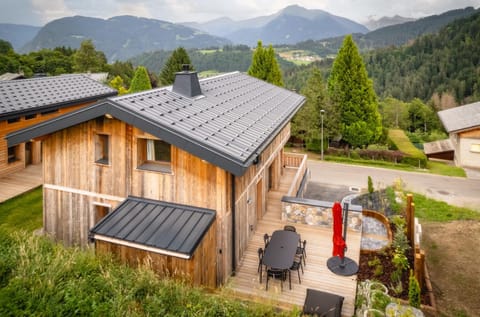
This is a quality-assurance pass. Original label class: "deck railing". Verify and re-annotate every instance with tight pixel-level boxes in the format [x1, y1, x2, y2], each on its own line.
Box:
[283, 152, 308, 197]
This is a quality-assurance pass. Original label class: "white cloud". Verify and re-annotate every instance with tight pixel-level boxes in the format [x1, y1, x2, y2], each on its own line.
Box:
[32, 0, 73, 24]
[0, 0, 478, 26]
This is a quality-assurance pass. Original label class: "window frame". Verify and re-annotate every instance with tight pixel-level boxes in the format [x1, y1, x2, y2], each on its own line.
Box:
[137, 138, 172, 173]
[94, 133, 110, 165]
[470, 143, 480, 153]
[7, 145, 20, 164]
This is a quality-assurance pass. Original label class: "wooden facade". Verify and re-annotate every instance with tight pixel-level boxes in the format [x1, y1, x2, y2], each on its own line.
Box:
[41, 116, 291, 286]
[95, 219, 217, 288]
[0, 103, 88, 178]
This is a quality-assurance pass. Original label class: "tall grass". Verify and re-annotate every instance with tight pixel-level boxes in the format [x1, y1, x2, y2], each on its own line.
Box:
[0, 230, 299, 316]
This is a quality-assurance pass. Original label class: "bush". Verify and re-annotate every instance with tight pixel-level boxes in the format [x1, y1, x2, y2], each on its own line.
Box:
[409, 270, 421, 308]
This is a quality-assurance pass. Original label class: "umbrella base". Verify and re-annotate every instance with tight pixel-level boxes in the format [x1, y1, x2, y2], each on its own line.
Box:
[327, 256, 358, 276]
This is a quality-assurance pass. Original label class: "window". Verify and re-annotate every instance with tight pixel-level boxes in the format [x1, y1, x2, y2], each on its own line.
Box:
[94, 205, 110, 224]
[7, 145, 20, 163]
[95, 134, 110, 165]
[7, 117, 20, 124]
[471, 144, 480, 153]
[25, 114, 36, 120]
[137, 138, 172, 173]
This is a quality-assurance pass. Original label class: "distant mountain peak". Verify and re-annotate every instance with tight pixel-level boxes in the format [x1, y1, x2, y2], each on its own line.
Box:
[364, 15, 416, 31]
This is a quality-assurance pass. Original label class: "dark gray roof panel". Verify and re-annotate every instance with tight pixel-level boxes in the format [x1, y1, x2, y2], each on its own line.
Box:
[90, 197, 216, 257]
[6, 72, 305, 176]
[0, 74, 117, 119]
[111, 72, 305, 169]
[438, 101, 480, 133]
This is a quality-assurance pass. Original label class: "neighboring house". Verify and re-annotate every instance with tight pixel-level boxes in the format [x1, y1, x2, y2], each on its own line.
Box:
[0, 74, 117, 178]
[437, 101, 480, 169]
[0, 72, 25, 81]
[6, 71, 306, 288]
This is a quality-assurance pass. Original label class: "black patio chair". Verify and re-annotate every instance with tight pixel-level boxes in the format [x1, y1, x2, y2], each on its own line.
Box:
[303, 288, 344, 317]
[296, 239, 307, 266]
[257, 247, 264, 283]
[263, 233, 270, 248]
[283, 225, 296, 232]
[289, 257, 302, 285]
[265, 267, 287, 291]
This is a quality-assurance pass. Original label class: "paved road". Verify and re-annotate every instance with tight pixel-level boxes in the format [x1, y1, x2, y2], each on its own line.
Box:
[306, 160, 480, 211]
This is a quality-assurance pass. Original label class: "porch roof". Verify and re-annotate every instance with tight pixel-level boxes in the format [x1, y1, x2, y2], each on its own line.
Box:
[90, 196, 215, 259]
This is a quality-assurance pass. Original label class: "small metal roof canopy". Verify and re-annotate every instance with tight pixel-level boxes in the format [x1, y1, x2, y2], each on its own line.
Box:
[90, 196, 216, 259]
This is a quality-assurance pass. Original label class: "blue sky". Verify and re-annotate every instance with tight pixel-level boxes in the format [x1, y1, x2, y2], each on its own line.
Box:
[2, 0, 479, 26]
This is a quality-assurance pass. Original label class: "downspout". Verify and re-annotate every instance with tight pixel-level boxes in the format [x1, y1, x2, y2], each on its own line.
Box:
[231, 173, 236, 276]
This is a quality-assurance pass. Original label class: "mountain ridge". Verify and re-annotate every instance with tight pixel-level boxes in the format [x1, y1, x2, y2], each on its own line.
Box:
[19, 15, 231, 61]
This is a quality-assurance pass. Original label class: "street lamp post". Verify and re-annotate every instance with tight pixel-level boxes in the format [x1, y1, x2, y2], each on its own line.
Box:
[320, 109, 325, 160]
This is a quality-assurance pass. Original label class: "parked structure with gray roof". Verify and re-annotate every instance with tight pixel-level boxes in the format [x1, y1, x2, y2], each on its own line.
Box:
[90, 196, 216, 258]
[7, 71, 305, 176]
[438, 101, 480, 133]
[0, 74, 117, 121]
[436, 101, 480, 169]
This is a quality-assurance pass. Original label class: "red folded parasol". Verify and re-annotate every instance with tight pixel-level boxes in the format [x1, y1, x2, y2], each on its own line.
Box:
[332, 202, 346, 259]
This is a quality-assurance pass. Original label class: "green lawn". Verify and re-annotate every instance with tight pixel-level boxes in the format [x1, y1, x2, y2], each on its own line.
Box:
[285, 147, 466, 177]
[411, 192, 480, 222]
[0, 186, 42, 232]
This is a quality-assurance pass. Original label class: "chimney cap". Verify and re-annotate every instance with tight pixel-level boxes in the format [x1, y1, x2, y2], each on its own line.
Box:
[182, 64, 191, 72]
[172, 67, 202, 98]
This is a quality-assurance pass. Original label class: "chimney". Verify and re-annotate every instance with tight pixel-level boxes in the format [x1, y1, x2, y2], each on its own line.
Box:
[172, 64, 202, 98]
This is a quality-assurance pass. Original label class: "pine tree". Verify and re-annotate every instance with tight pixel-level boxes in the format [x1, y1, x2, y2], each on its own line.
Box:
[129, 66, 152, 93]
[248, 41, 283, 87]
[158, 47, 193, 86]
[328, 35, 382, 148]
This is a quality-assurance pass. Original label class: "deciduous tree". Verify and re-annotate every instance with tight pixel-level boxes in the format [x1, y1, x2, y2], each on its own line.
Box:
[292, 67, 335, 151]
[73, 39, 106, 73]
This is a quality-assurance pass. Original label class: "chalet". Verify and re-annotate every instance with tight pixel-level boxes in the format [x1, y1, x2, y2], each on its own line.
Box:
[437, 101, 480, 169]
[0, 74, 117, 178]
[6, 70, 306, 288]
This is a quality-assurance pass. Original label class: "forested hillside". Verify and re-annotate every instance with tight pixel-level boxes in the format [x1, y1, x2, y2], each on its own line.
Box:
[131, 45, 296, 75]
[289, 7, 478, 57]
[365, 11, 480, 103]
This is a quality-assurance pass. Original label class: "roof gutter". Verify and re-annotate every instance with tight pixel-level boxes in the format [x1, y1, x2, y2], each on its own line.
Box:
[92, 234, 191, 259]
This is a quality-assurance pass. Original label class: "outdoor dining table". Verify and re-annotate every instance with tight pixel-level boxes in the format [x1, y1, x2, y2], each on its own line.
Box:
[262, 229, 299, 270]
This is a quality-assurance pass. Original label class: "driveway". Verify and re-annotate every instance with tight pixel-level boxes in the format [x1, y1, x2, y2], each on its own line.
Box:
[305, 160, 480, 211]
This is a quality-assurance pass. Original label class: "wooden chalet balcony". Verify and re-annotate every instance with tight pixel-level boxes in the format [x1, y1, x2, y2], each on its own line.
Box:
[227, 154, 361, 317]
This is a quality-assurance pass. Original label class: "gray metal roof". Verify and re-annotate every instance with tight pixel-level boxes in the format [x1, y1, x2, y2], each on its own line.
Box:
[438, 101, 480, 133]
[423, 139, 454, 155]
[90, 196, 216, 258]
[0, 74, 117, 120]
[6, 72, 305, 176]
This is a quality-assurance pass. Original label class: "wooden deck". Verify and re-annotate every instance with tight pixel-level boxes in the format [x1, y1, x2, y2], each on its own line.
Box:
[227, 168, 361, 317]
[0, 164, 42, 203]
